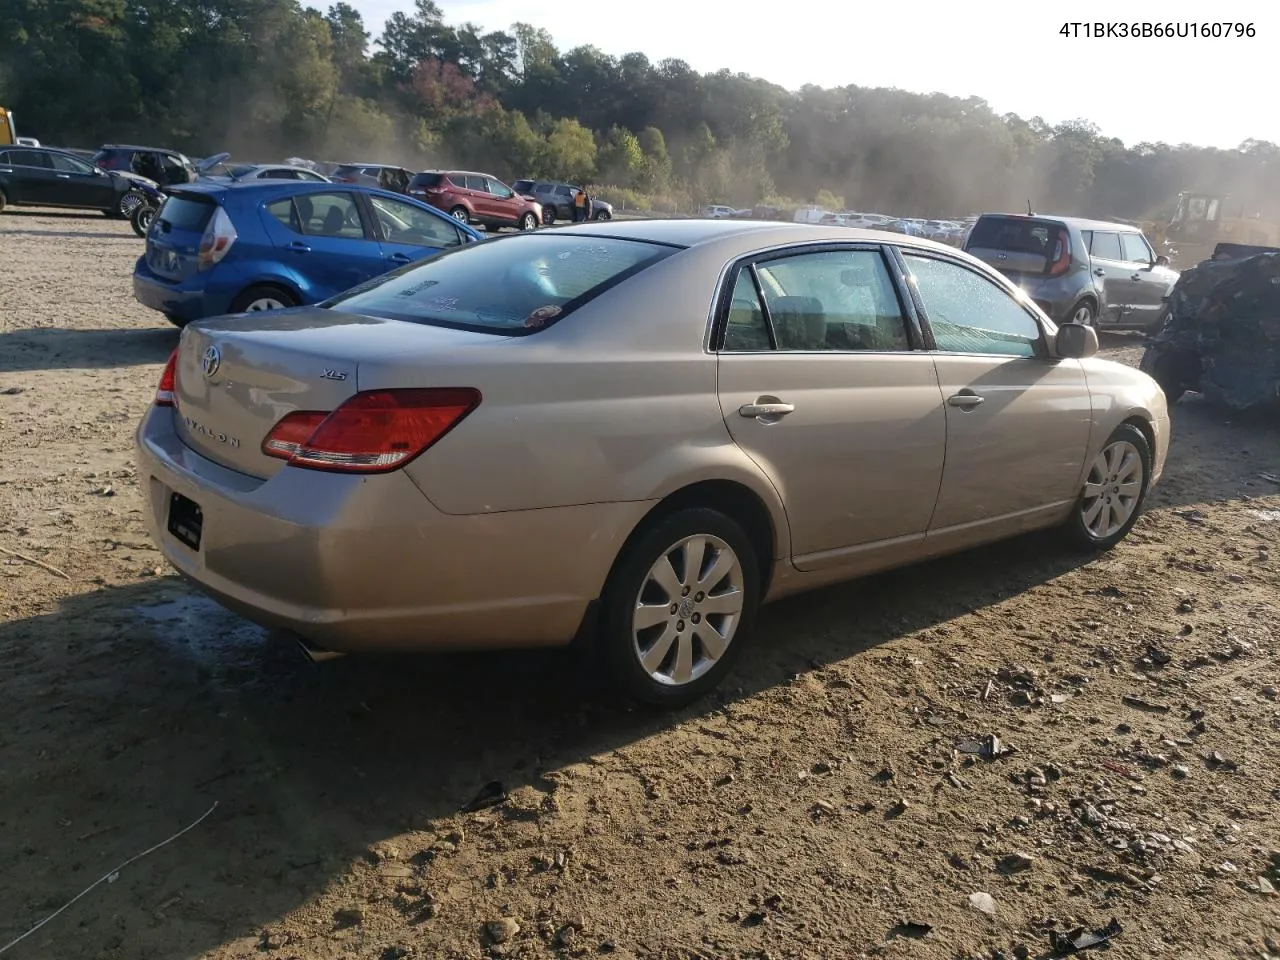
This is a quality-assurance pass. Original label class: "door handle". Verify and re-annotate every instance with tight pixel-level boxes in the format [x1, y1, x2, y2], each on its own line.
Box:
[739, 400, 795, 419]
[947, 390, 985, 409]
[386, 252, 412, 263]
[1093, 267, 1106, 277]
[56, 173, 70, 179]
[287, 241, 311, 253]
[1130, 274, 1142, 281]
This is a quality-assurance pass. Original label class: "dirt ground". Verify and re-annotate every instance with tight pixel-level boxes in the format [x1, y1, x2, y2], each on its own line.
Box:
[2, 210, 1279, 960]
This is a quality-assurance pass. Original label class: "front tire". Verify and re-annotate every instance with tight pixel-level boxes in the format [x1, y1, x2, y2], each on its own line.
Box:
[599, 508, 760, 708]
[519, 212, 538, 231]
[449, 206, 470, 224]
[230, 284, 298, 313]
[593, 209, 612, 221]
[118, 189, 145, 219]
[1063, 423, 1152, 551]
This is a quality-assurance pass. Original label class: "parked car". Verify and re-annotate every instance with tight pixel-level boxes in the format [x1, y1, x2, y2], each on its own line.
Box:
[92, 144, 203, 190]
[407, 170, 542, 231]
[329, 163, 413, 194]
[511, 179, 613, 223]
[207, 163, 330, 183]
[135, 220, 1169, 708]
[965, 214, 1179, 331]
[702, 204, 737, 219]
[16, 136, 39, 147]
[131, 179, 482, 327]
[0, 145, 153, 217]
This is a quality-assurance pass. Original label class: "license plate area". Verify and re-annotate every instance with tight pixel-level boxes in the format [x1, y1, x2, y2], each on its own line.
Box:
[167, 491, 203, 551]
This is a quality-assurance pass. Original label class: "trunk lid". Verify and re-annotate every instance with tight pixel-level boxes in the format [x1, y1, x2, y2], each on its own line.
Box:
[964, 215, 1068, 277]
[144, 191, 220, 283]
[172, 306, 506, 479]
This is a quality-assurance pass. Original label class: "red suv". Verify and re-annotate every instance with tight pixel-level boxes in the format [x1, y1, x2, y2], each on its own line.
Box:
[408, 171, 542, 231]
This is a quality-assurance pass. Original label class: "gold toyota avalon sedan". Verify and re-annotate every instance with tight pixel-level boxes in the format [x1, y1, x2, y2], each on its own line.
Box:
[135, 219, 1170, 707]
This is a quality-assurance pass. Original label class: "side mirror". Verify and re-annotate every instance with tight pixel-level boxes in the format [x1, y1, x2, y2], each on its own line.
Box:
[1155, 255, 1171, 267]
[1055, 322, 1099, 360]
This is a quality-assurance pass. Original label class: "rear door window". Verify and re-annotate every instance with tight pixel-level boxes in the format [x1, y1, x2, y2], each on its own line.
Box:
[1089, 232, 1123, 260]
[267, 192, 367, 239]
[10, 149, 52, 169]
[464, 175, 489, 192]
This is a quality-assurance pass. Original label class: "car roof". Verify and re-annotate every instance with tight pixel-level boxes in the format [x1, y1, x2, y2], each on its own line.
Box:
[99, 144, 184, 154]
[423, 169, 500, 178]
[975, 212, 1143, 233]
[547, 218, 962, 253]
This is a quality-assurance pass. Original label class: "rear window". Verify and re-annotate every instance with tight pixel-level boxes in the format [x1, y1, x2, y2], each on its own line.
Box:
[228, 165, 256, 178]
[324, 234, 676, 335]
[410, 172, 444, 189]
[331, 165, 360, 177]
[967, 216, 1065, 257]
[512, 180, 534, 192]
[159, 194, 216, 232]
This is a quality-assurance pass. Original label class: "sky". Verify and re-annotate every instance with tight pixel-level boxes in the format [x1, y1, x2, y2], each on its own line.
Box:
[342, 0, 1276, 150]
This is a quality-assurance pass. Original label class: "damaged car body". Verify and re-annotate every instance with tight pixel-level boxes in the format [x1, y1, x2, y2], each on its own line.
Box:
[1140, 242, 1280, 410]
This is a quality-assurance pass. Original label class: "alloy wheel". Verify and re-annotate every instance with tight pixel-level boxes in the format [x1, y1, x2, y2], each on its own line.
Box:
[631, 534, 745, 687]
[1080, 440, 1144, 539]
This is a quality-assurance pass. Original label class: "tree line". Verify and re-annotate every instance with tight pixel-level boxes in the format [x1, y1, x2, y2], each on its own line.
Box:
[4, 0, 1280, 219]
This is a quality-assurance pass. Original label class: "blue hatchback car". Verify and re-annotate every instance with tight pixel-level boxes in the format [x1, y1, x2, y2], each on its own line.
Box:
[132, 180, 484, 327]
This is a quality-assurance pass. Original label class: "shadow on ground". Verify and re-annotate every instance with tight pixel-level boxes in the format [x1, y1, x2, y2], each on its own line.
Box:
[0, 528, 1099, 958]
[0, 326, 175, 373]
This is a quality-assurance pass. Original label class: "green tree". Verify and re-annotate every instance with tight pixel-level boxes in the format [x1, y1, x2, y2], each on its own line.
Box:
[541, 117, 596, 181]
[597, 125, 644, 186]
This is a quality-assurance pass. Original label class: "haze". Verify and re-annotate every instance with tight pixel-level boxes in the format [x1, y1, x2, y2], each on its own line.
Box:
[346, 0, 1273, 149]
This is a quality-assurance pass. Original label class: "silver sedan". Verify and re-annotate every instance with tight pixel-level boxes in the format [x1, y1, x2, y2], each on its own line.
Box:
[135, 220, 1170, 707]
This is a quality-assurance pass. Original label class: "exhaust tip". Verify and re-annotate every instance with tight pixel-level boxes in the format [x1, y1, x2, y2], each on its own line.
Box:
[294, 634, 346, 663]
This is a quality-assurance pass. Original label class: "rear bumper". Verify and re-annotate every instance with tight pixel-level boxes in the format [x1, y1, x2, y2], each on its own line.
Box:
[134, 405, 651, 653]
[132, 257, 231, 323]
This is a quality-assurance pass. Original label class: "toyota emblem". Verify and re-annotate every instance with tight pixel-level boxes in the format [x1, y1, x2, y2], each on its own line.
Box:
[202, 345, 221, 379]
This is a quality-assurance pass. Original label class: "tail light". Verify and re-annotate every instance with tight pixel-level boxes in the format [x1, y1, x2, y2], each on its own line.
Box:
[261, 388, 481, 473]
[1047, 232, 1071, 277]
[155, 347, 179, 406]
[197, 206, 237, 271]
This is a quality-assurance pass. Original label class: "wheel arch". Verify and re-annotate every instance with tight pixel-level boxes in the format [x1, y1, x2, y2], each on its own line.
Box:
[615, 478, 785, 599]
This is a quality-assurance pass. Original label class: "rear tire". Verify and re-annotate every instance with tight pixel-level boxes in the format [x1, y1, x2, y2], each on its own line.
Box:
[593, 209, 612, 221]
[117, 189, 145, 219]
[229, 284, 298, 314]
[1062, 423, 1152, 551]
[598, 508, 760, 709]
[0, 188, 7, 214]
[542, 207, 556, 225]
[1068, 298, 1097, 327]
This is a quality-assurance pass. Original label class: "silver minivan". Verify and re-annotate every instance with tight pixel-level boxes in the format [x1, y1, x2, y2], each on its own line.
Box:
[965, 214, 1179, 332]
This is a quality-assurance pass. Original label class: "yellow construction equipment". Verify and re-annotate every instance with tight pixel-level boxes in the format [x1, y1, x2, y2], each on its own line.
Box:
[0, 106, 15, 146]
[1165, 192, 1280, 269]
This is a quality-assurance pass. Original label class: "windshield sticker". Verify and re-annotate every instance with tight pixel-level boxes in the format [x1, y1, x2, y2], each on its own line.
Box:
[524, 305, 562, 329]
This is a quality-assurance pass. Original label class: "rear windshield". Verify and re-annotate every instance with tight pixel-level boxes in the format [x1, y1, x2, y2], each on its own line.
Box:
[331, 165, 361, 176]
[409, 172, 444, 188]
[967, 216, 1065, 256]
[324, 234, 676, 335]
[228, 165, 256, 178]
[159, 194, 216, 232]
[512, 180, 534, 192]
